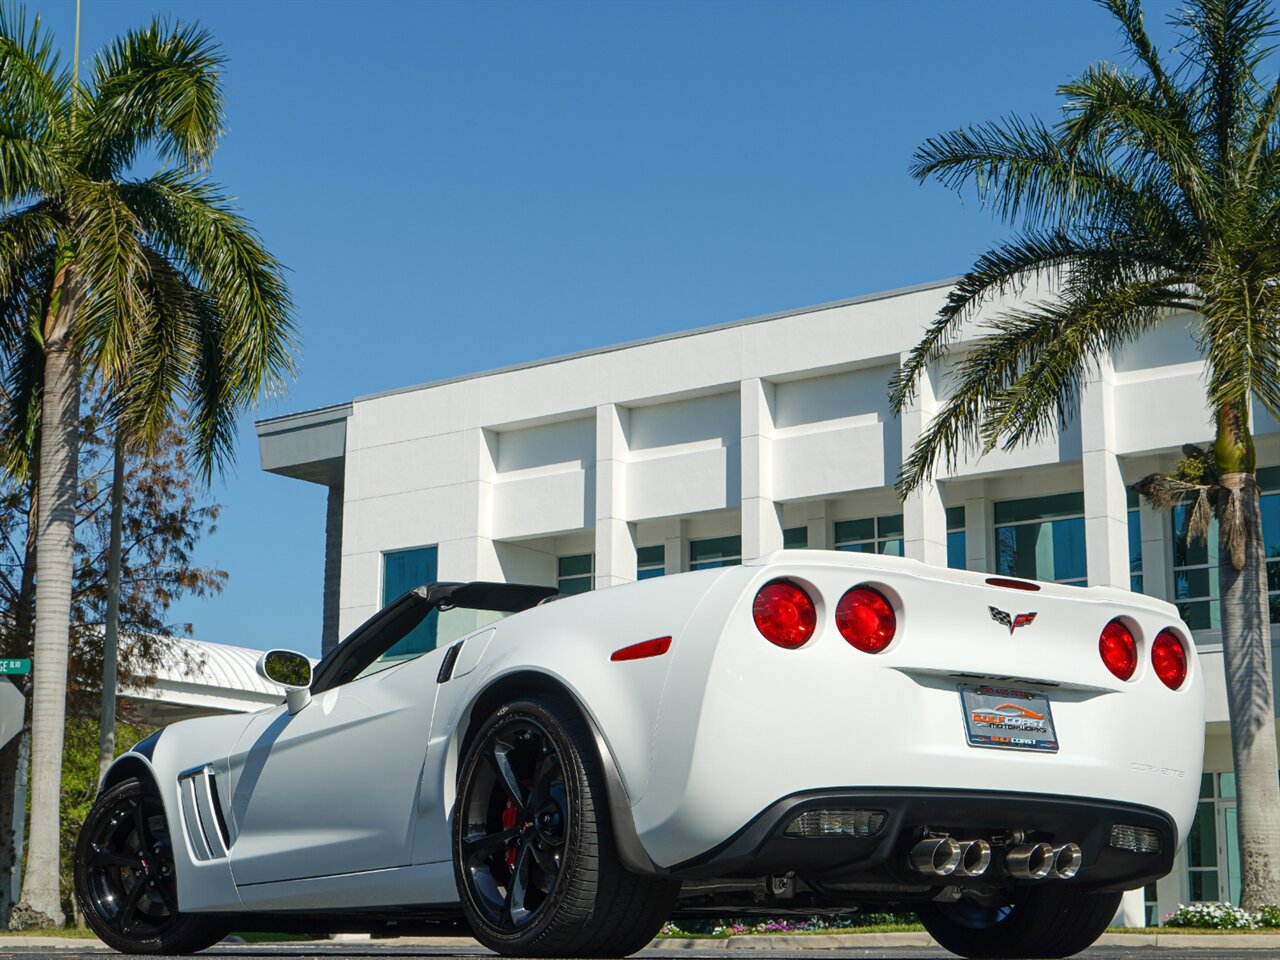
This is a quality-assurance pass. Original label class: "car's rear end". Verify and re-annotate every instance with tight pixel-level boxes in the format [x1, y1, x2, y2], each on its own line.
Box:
[638, 549, 1203, 902]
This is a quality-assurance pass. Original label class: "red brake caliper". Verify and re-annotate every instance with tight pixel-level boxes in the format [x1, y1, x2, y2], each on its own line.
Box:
[501, 798, 518, 868]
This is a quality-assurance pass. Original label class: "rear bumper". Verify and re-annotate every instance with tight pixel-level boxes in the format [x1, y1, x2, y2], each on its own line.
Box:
[668, 787, 1176, 893]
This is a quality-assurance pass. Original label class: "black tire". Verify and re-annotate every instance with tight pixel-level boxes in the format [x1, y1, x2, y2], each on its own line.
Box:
[74, 777, 226, 954]
[917, 885, 1122, 959]
[452, 695, 680, 957]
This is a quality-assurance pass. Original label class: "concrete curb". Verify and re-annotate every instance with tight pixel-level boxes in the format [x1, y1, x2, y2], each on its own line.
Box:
[0, 938, 108, 949]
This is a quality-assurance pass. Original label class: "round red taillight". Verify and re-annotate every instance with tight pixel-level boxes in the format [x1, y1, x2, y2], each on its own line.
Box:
[1099, 619, 1137, 680]
[752, 580, 816, 649]
[1152, 629, 1188, 690]
[835, 587, 896, 653]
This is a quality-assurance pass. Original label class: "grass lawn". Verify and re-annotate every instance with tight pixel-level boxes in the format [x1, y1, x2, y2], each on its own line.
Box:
[1107, 927, 1279, 935]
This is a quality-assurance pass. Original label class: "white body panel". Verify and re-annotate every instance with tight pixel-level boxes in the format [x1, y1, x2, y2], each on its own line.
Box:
[105, 551, 1204, 915]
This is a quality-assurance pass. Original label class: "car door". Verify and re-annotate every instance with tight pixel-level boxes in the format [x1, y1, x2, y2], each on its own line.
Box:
[224, 649, 442, 887]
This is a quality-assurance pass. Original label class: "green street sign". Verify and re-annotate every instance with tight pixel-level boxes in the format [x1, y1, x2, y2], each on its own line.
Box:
[0, 659, 31, 676]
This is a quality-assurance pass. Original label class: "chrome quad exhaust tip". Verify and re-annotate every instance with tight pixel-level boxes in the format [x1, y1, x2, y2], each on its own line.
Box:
[1051, 842, 1082, 879]
[954, 839, 992, 877]
[908, 837, 962, 877]
[1004, 842, 1055, 880]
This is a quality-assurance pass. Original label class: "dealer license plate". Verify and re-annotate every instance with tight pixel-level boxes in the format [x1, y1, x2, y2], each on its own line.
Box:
[959, 683, 1059, 753]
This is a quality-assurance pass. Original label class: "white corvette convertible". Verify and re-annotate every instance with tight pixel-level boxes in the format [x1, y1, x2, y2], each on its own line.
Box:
[75, 550, 1204, 959]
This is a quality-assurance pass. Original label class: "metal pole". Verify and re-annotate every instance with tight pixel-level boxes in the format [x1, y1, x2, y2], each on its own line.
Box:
[97, 432, 124, 781]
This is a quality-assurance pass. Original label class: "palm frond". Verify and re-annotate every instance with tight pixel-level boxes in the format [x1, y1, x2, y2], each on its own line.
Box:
[1058, 64, 1212, 234]
[897, 278, 1181, 494]
[78, 17, 225, 178]
[118, 171, 297, 406]
[65, 178, 150, 377]
[978, 280, 1184, 452]
[889, 229, 1192, 412]
[0, 2, 69, 138]
[1174, 0, 1277, 175]
[0, 202, 57, 301]
[115, 248, 199, 451]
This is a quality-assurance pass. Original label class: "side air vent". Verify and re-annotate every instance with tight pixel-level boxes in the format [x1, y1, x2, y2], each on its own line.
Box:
[177, 765, 230, 861]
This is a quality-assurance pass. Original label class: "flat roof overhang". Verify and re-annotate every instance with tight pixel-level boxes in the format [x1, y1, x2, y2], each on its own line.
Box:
[256, 401, 351, 486]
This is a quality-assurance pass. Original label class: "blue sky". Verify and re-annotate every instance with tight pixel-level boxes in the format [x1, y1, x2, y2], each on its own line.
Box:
[30, 0, 1182, 655]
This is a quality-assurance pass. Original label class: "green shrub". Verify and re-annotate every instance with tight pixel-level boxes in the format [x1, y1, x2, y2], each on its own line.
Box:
[1257, 904, 1280, 929]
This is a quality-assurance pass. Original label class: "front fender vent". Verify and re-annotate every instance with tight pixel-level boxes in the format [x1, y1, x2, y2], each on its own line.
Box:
[177, 765, 230, 861]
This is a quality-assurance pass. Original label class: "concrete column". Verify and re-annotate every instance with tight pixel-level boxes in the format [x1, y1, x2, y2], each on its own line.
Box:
[965, 485, 991, 573]
[664, 519, 688, 574]
[447, 428, 502, 583]
[595, 404, 636, 587]
[899, 355, 947, 566]
[741, 378, 783, 560]
[806, 500, 830, 551]
[1081, 354, 1131, 589]
[1138, 500, 1171, 600]
[321, 485, 344, 655]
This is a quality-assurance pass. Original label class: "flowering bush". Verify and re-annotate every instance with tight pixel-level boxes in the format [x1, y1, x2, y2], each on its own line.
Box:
[659, 914, 917, 937]
[1257, 904, 1280, 929]
[1163, 902, 1259, 929]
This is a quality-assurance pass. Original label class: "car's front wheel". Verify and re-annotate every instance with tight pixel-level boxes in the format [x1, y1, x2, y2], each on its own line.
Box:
[453, 695, 679, 957]
[917, 884, 1122, 959]
[74, 777, 226, 954]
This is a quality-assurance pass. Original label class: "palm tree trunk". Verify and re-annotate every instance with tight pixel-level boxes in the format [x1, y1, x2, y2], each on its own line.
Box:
[1215, 402, 1280, 911]
[1216, 469, 1280, 911]
[15, 269, 82, 928]
[97, 433, 125, 783]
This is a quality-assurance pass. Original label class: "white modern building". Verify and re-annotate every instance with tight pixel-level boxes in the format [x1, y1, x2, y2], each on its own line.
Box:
[257, 276, 1280, 924]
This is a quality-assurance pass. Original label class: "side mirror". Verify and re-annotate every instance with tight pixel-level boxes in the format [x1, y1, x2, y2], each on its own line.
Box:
[256, 649, 313, 714]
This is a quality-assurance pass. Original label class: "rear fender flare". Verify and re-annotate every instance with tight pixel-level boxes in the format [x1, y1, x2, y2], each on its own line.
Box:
[453, 669, 663, 875]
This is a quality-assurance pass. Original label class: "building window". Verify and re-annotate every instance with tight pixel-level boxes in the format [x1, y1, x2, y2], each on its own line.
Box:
[1173, 466, 1280, 629]
[690, 536, 741, 570]
[637, 545, 664, 580]
[557, 554, 593, 594]
[783, 526, 808, 549]
[1186, 772, 1245, 906]
[1172, 499, 1219, 630]
[993, 492, 1087, 586]
[946, 506, 966, 570]
[834, 514, 903, 556]
[1128, 489, 1144, 594]
[382, 546, 439, 655]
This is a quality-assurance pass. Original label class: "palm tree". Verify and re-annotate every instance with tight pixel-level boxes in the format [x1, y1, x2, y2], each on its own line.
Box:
[892, 0, 1280, 912]
[0, 5, 295, 925]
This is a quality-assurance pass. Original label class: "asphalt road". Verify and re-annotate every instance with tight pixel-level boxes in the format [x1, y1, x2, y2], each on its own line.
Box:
[0, 946, 1250, 960]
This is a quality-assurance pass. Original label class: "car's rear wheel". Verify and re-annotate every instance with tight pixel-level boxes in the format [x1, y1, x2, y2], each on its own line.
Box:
[917, 885, 1122, 959]
[74, 777, 226, 954]
[453, 695, 679, 957]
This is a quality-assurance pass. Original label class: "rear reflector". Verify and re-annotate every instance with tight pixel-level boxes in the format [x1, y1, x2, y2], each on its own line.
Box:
[610, 636, 672, 662]
[784, 809, 887, 838]
[986, 577, 1041, 592]
[1109, 824, 1163, 854]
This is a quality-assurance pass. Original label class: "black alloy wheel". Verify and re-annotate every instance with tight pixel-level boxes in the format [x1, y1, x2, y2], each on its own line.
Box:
[74, 778, 224, 954]
[458, 715, 569, 929]
[453, 695, 680, 957]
